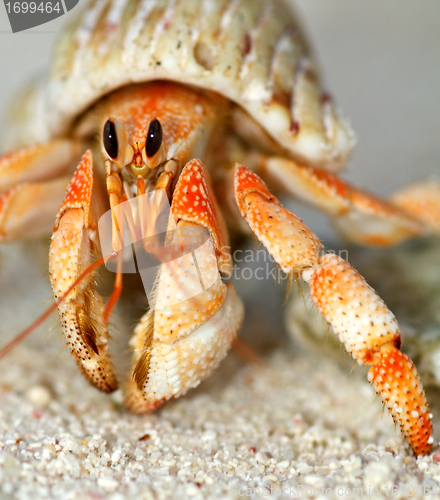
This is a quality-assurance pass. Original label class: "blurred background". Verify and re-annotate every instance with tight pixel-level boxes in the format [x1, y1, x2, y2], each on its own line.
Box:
[0, 0, 438, 241]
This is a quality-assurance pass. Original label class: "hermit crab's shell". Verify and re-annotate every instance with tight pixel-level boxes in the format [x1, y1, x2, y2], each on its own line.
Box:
[5, 0, 355, 171]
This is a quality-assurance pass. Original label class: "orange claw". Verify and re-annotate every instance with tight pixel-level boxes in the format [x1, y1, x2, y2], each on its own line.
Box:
[235, 164, 433, 455]
[171, 159, 231, 275]
[50, 151, 117, 392]
[53, 149, 94, 231]
[124, 159, 244, 413]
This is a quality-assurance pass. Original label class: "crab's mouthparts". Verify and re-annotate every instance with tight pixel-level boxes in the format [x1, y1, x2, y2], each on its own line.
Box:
[130, 162, 150, 177]
[122, 158, 180, 199]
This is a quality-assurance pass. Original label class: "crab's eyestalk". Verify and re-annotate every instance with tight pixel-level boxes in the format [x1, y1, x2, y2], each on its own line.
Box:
[102, 118, 134, 169]
[131, 119, 165, 177]
[145, 119, 163, 158]
[103, 120, 118, 159]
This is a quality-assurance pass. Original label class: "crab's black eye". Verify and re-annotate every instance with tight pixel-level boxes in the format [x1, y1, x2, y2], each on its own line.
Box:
[103, 119, 118, 159]
[145, 119, 163, 157]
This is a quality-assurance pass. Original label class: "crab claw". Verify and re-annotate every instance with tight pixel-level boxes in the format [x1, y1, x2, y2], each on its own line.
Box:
[125, 159, 243, 413]
[234, 164, 433, 455]
[49, 151, 117, 392]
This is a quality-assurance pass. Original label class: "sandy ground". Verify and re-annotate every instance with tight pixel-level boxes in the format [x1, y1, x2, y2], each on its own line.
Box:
[1, 240, 440, 500]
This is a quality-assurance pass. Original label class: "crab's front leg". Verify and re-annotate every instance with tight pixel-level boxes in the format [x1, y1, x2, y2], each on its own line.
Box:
[234, 165, 433, 456]
[125, 159, 244, 413]
[49, 151, 117, 392]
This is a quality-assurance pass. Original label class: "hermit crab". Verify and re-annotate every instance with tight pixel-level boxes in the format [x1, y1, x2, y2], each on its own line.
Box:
[1, 0, 439, 457]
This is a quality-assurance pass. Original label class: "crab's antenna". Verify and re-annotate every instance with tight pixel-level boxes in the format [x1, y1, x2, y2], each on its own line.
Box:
[103, 251, 123, 325]
[231, 337, 280, 385]
[0, 254, 114, 361]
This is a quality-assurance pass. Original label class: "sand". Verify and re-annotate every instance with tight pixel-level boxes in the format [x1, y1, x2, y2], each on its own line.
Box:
[1, 241, 440, 500]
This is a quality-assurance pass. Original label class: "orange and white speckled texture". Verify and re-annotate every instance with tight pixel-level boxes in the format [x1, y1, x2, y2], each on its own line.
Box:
[126, 284, 243, 413]
[368, 345, 433, 456]
[259, 157, 428, 247]
[235, 166, 433, 455]
[53, 150, 94, 231]
[235, 165, 322, 274]
[151, 159, 232, 343]
[49, 153, 117, 392]
[50, 208, 90, 308]
[304, 254, 433, 455]
[234, 164, 274, 215]
[49, 209, 117, 392]
[125, 160, 243, 413]
[171, 159, 231, 275]
[305, 254, 400, 362]
[153, 233, 227, 343]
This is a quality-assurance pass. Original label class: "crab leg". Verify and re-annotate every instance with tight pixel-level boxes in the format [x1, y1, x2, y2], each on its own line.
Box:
[234, 164, 433, 456]
[125, 159, 243, 413]
[391, 179, 440, 232]
[0, 140, 80, 190]
[0, 178, 71, 241]
[0, 140, 81, 241]
[255, 156, 438, 246]
[49, 151, 117, 392]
